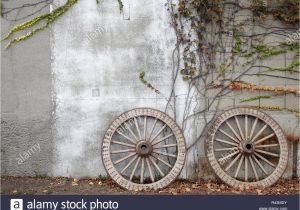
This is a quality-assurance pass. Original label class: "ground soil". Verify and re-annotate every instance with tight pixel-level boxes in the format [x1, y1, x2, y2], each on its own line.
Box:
[1, 176, 299, 195]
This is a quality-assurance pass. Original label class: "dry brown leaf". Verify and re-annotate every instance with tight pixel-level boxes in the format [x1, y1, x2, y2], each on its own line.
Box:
[238, 185, 244, 191]
[71, 181, 79, 186]
[205, 183, 211, 188]
[256, 189, 263, 195]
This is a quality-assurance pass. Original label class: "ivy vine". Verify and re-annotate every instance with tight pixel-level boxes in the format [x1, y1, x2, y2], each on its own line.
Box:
[1, 0, 124, 48]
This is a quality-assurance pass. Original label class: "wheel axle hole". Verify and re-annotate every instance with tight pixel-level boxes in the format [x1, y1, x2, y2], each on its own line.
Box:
[245, 144, 252, 150]
[141, 145, 147, 150]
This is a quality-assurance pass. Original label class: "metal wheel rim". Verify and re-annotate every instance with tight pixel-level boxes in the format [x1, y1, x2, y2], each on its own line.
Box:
[206, 107, 288, 188]
[102, 108, 186, 191]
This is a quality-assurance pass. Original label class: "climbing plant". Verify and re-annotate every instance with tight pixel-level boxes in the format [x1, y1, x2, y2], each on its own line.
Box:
[158, 0, 300, 150]
[1, 0, 124, 48]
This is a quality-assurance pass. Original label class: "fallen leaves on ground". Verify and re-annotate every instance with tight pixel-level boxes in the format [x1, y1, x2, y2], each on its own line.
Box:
[1, 176, 299, 195]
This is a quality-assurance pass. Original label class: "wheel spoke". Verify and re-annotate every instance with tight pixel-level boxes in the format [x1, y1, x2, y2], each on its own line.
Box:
[225, 153, 241, 171]
[130, 157, 141, 181]
[111, 140, 135, 148]
[111, 149, 135, 154]
[245, 115, 248, 140]
[140, 158, 145, 184]
[219, 129, 240, 143]
[256, 149, 279, 157]
[146, 158, 155, 182]
[225, 121, 242, 141]
[148, 118, 158, 141]
[143, 116, 147, 140]
[152, 133, 174, 145]
[121, 155, 138, 173]
[127, 125, 139, 142]
[214, 147, 237, 152]
[215, 138, 238, 146]
[154, 151, 177, 158]
[254, 152, 276, 167]
[234, 155, 244, 178]
[149, 124, 167, 143]
[245, 156, 248, 181]
[235, 116, 245, 140]
[249, 156, 259, 180]
[116, 131, 136, 144]
[114, 153, 136, 165]
[251, 124, 268, 142]
[153, 144, 177, 149]
[218, 150, 239, 163]
[134, 118, 142, 140]
[151, 155, 172, 168]
[254, 133, 275, 145]
[253, 155, 268, 175]
[150, 156, 165, 176]
[249, 117, 258, 140]
[255, 144, 279, 148]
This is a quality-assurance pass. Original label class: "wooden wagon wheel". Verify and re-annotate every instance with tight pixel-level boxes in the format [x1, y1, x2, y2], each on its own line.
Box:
[206, 107, 288, 188]
[102, 108, 186, 191]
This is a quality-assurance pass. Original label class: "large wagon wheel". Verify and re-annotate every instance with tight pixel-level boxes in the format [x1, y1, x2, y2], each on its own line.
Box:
[206, 107, 288, 188]
[102, 108, 186, 191]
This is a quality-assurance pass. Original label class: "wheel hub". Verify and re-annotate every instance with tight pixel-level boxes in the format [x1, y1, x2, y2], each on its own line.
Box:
[240, 141, 255, 155]
[136, 140, 153, 157]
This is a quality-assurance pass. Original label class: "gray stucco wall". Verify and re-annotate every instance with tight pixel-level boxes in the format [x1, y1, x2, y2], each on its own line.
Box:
[1, 0, 53, 176]
[1, 0, 299, 180]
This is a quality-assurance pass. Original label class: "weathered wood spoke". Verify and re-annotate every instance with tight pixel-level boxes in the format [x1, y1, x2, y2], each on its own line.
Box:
[214, 147, 237, 152]
[219, 129, 240, 143]
[225, 121, 242, 142]
[121, 155, 138, 173]
[154, 151, 177, 158]
[215, 138, 238, 146]
[234, 155, 244, 178]
[151, 155, 172, 168]
[111, 140, 135, 148]
[234, 116, 244, 140]
[114, 153, 136, 165]
[207, 108, 288, 188]
[102, 108, 186, 191]
[152, 133, 174, 145]
[225, 153, 241, 172]
[153, 144, 177, 149]
[111, 149, 135, 154]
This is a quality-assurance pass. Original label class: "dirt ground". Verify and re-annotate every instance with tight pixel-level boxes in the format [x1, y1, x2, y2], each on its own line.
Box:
[1, 176, 299, 195]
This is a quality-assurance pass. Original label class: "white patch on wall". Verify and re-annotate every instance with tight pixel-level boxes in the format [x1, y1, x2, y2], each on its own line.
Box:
[51, 0, 189, 177]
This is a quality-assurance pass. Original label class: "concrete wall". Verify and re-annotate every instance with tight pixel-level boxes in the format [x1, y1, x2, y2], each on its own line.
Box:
[1, 0, 53, 176]
[1, 0, 299, 179]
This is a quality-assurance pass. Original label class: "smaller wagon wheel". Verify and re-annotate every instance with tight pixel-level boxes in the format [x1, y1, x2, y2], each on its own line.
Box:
[206, 107, 288, 188]
[102, 108, 186, 191]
